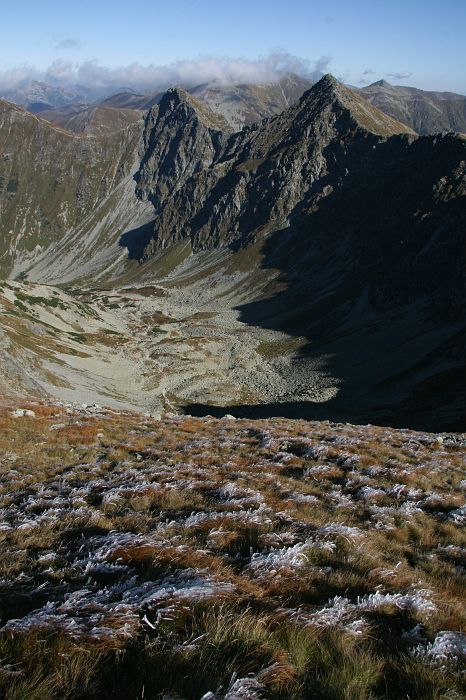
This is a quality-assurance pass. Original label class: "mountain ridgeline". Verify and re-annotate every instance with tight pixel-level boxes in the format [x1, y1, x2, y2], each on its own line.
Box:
[134, 75, 421, 254]
[359, 79, 466, 136]
[6, 74, 465, 135]
[133, 74, 464, 315]
[0, 74, 465, 429]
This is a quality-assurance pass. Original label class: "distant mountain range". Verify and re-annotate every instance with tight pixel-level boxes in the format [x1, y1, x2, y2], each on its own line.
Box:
[2, 75, 465, 135]
[359, 79, 466, 135]
[0, 80, 96, 112]
[18, 74, 313, 133]
[188, 74, 312, 130]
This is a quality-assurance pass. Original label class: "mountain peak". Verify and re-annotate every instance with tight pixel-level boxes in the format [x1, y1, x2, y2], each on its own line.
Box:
[320, 73, 339, 86]
[300, 73, 415, 137]
[160, 86, 191, 106]
[302, 73, 353, 105]
[296, 73, 342, 110]
[312, 73, 341, 94]
[370, 79, 393, 88]
[158, 86, 231, 131]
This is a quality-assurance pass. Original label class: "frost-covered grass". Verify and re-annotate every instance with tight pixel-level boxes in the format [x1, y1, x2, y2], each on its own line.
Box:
[0, 402, 464, 699]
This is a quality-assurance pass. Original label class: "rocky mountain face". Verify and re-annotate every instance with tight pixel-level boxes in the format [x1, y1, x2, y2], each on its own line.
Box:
[132, 75, 465, 428]
[134, 74, 419, 255]
[359, 79, 466, 135]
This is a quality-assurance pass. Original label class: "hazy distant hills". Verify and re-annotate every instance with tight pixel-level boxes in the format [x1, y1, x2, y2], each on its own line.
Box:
[38, 104, 143, 136]
[35, 74, 313, 133]
[188, 74, 312, 130]
[359, 79, 466, 135]
[98, 90, 162, 110]
[1, 80, 96, 112]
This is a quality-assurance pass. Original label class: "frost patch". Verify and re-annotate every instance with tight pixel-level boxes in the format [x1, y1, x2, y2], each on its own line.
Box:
[316, 523, 364, 538]
[249, 539, 334, 577]
[291, 589, 436, 632]
[415, 631, 466, 663]
[202, 675, 265, 700]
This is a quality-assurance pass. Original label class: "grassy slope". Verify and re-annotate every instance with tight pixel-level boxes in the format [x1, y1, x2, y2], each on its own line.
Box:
[0, 401, 464, 699]
[0, 100, 141, 278]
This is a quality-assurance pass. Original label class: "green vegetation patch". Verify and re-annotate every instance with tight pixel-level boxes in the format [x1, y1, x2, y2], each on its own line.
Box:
[15, 291, 68, 311]
[150, 325, 167, 335]
[256, 336, 308, 359]
[13, 299, 28, 313]
[6, 177, 19, 193]
[67, 332, 87, 344]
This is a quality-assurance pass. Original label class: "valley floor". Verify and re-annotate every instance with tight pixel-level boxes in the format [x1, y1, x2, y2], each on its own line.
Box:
[0, 401, 464, 698]
[0, 254, 337, 418]
[1, 235, 463, 433]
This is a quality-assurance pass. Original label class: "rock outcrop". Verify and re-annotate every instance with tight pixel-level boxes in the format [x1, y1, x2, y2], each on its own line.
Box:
[134, 74, 464, 266]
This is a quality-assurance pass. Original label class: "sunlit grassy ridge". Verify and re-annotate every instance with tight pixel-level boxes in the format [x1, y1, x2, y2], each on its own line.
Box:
[0, 402, 464, 699]
[0, 100, 142, 278]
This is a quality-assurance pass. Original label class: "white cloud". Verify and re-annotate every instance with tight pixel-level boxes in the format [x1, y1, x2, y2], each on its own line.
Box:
[387, 71, 412, 80]
[55, 38, 81, 51]
[0, 52, 331, 97]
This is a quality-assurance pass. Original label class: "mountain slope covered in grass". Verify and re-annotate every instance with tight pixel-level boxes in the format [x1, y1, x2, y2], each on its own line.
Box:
[0, 99, 143, 279]
[359, 79, 466, 135]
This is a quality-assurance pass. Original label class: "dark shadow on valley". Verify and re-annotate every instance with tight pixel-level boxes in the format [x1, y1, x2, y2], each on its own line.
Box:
[182, 136, 466, 432]
[119, 220, 155, 261]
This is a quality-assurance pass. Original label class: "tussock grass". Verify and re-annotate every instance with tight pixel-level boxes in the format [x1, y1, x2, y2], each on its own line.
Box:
[0, 401, 464, 698]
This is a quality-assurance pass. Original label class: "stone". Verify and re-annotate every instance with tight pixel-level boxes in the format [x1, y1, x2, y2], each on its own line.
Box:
[11, 409, 35, 418]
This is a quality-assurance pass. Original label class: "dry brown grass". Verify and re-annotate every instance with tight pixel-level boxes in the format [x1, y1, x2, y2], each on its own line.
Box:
[0, 401, 464, 698]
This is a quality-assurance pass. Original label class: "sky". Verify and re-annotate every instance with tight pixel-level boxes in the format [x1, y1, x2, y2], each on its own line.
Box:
[0, 0, 465, 94]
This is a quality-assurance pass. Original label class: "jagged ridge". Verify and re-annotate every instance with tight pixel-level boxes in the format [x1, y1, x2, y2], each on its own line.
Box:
[134, 74, 458, 257]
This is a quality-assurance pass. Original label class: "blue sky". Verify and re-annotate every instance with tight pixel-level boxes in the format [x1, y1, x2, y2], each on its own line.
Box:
[0, 0, 465, 93]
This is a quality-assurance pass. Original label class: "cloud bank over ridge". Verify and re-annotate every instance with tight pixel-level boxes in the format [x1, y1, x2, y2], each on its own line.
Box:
[0, 52, 331, 96]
